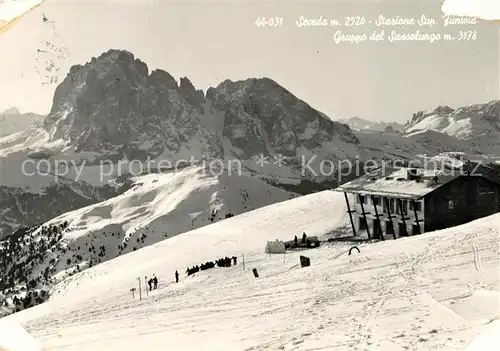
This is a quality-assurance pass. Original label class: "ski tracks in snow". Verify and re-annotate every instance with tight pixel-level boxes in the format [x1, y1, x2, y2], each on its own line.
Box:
[471, 232, 483, 272]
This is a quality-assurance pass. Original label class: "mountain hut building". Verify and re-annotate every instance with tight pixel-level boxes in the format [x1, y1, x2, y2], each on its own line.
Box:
[334, 164, 500, 240]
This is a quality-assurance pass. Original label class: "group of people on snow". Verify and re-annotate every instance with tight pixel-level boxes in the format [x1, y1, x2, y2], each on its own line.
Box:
[185, 256, 237, 276]
[147, 275, 158, 291]
[294, 233, 308, 246]
[143, 254, 238, 292]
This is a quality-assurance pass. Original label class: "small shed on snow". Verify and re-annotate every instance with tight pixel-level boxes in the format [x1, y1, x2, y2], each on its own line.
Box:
[265, 240, 286, 254]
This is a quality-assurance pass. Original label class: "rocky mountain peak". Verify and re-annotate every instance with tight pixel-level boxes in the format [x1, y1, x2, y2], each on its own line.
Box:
[179, 77, 205, 108]
[0, 108, 45, 137]
[42, 49, 211, 158]
[39, 49, 360, 173]
[410, 105, 455, 125]
[207, 77, 359, 158]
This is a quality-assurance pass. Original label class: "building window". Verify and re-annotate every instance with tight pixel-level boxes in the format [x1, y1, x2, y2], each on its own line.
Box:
[357, 195, 366, 204]
[409, 201, 422, 212]
[478, 185, 494, 194]
[396, 200, 408, 215]
[448, 200, 454, 210]
[372, 196, 380, 206]
[385, 220, 394, 235]
[383, 198, 395, 213]
[358, 217, 367, 230]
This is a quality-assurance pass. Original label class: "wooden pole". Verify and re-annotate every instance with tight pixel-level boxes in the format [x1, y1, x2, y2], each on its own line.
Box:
[144, 276, 149, 297]
[385, 198, 396, 240]
[242, 254, 245, 270]
[397, 199, 408, 237]
[359, 198, 371, 239]
[344, 192, 357, 236]
[371, 195, 383, 240]
[138, 277, 142, 300]
[411, 199, 422, 235]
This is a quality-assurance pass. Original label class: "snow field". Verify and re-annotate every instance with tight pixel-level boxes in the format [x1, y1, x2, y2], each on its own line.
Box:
[3, 190, 499, 351]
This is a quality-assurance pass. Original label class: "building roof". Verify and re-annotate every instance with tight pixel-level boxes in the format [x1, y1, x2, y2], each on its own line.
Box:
[334, 166, 464, 199]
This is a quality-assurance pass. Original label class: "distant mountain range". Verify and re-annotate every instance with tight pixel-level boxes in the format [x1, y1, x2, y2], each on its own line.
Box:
[405, 103, 500, 139]
[338, 116, 406, 132]
[0, 107, 45, 137]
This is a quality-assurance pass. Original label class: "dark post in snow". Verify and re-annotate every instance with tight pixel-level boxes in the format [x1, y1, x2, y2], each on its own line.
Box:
[242, 254, 245, 271]
[144, 276, 149, 297]
[300, 255, 310, 268]
[130, 287, 136, 299]
[137, 277, 142, 300]
[252, 268, 259, 278]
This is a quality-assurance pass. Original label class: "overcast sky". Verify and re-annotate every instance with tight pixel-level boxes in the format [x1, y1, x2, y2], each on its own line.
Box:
[0, 0, 498, 123]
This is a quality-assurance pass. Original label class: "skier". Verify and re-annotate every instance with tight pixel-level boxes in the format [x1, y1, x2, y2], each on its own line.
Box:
[175, 270, 179, 283]
[294, 235, 298, 246]
[153, 275, 158, 289]
[302, 232, 307, 244]
[147, 278, 153, 291]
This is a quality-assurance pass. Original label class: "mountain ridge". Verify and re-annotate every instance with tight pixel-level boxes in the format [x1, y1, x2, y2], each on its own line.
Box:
[0, 108, 45, 138]
[406, 101, 500, 139]
[338, 116, 406, 132]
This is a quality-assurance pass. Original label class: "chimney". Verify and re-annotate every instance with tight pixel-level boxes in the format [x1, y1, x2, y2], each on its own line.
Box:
[407, 168, 421, 181]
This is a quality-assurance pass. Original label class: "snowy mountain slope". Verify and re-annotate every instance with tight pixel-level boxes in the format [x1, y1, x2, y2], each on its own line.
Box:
[33, 165, 298, 245]
[4, 194, 499, 351]
[0, 108, 45, 138]
[0, 166, 299, 315]
[0, 175, 124, 240]
[338, 116, 405, 132]
[0, 49, 365, 237]
[355, 128, 500, 162]
[406, 101, 500, 140]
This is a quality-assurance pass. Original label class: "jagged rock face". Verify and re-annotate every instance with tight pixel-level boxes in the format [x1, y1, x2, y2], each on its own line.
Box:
[453, 101, 500, 130]
[206, 78, 359, 159]
[44, 50, 221, 162]
[410, 106, 456, 126]
[42, 49, 360, 167]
